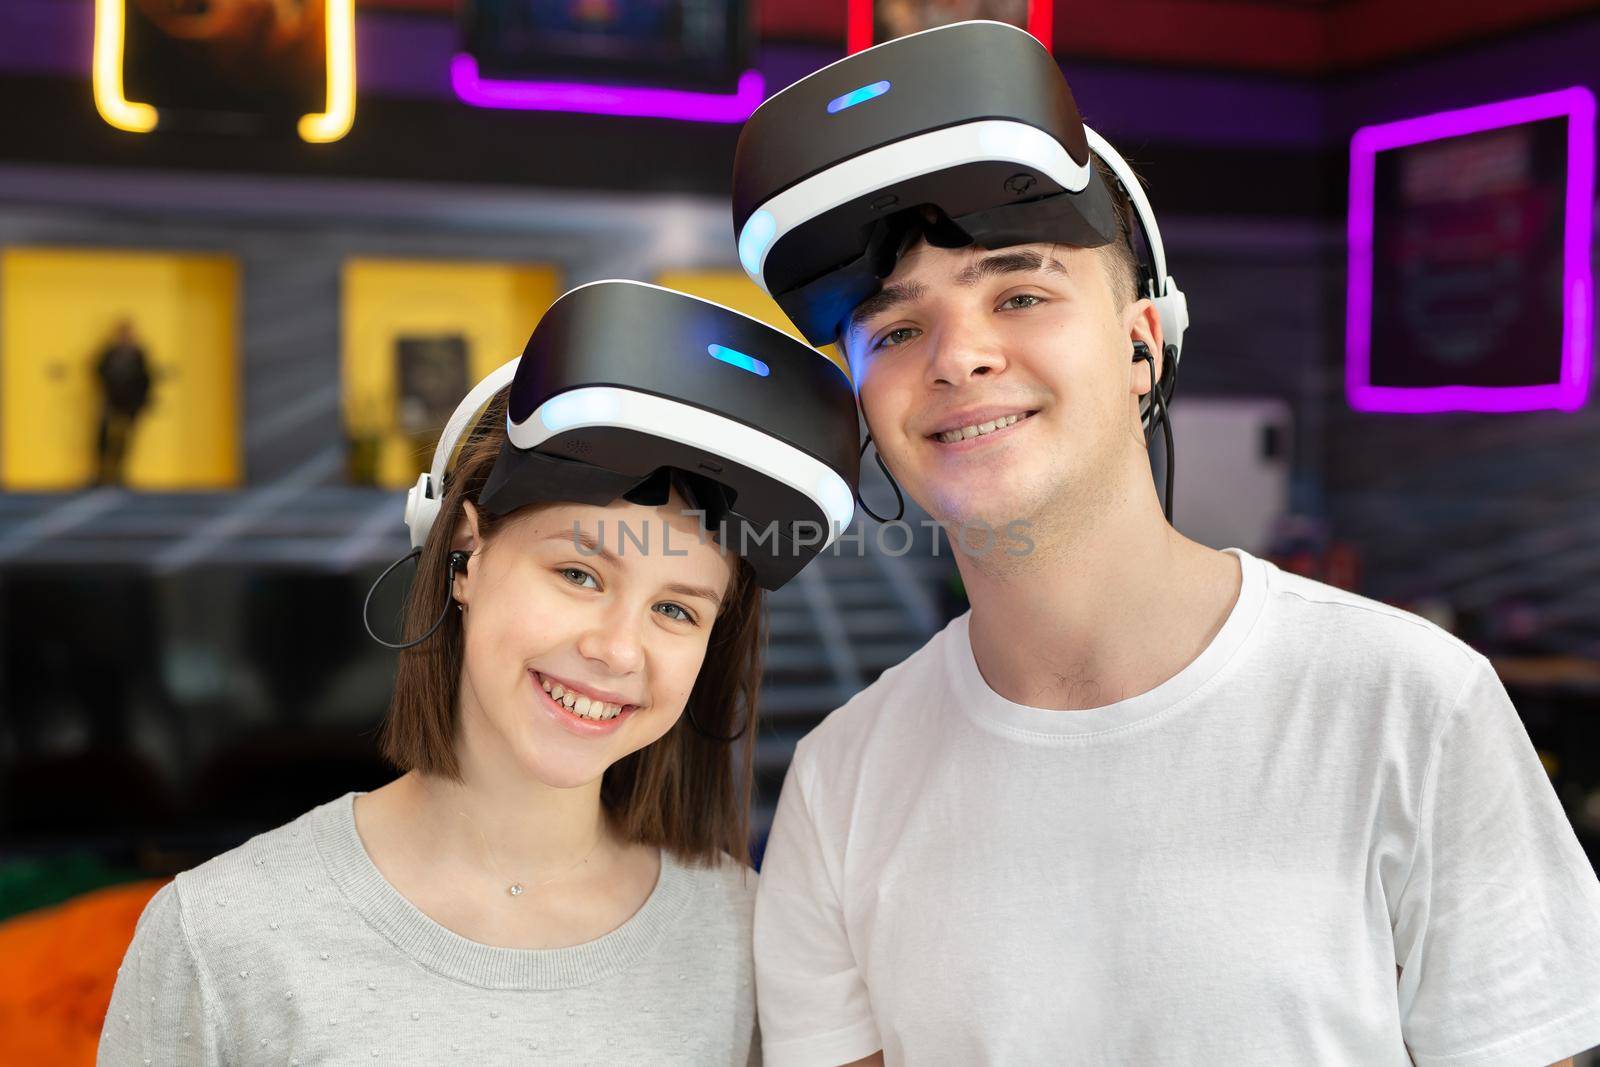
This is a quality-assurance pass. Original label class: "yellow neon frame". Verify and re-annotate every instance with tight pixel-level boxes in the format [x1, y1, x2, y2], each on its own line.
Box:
[91, 0, 156, 133]
[299, 0, 356, 143]
[92, 0, 356, 144]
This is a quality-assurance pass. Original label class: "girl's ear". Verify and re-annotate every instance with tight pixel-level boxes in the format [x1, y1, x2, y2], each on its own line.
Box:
[451, 501, 482, 606]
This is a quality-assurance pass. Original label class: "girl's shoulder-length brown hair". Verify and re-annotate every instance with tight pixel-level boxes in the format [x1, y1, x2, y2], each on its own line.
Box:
[378, 389, 764, 868]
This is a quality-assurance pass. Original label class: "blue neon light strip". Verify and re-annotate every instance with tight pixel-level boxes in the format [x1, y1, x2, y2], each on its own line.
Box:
[739, 209, 776, 277]
[707, 344, 769, 377]
[827, 80, 891, 114]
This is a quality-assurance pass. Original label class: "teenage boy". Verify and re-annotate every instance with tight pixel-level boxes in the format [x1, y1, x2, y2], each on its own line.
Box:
[736, 20, 1600, 1067]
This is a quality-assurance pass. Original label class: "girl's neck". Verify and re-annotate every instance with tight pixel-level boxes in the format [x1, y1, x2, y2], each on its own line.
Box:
[404, 769, 615, 880]
[355, 772, 662, 950]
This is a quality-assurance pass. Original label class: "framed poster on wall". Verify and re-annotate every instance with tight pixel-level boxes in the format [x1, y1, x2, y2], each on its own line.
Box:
[92, 0, 355, 141]
[1346, 87, 1595, 413]
[453, 0, 760, 122]
[1, 247, 241, 491]
[341, 258, 561, 489]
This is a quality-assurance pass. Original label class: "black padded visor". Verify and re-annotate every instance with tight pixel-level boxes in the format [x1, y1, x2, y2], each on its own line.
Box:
[478, 448, 737, 534]
[477, 436, 828, 591]
[775, 172, 1122, 345]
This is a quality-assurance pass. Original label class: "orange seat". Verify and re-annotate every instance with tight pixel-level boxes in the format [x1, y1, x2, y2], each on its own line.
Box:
[0, 880, 168, 1067]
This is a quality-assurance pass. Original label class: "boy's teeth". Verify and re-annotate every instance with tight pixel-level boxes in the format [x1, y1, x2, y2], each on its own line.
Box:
[938, 412, 1026, 444]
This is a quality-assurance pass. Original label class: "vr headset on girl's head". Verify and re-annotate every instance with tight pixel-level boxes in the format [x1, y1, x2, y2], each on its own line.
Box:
[404, 280, 861, 591]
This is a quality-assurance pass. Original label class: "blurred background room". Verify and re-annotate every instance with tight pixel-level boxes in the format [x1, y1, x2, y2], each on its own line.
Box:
[0, 0, 1597, 1061]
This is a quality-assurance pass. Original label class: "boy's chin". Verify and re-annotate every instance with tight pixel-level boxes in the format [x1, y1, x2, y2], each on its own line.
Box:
[926, 490, 1025, 534]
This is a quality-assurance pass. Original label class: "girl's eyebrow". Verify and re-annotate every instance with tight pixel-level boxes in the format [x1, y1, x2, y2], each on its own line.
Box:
[539, 530, 722, 608]
[663, 581, 723, 609]
[542, 528, 620, 568]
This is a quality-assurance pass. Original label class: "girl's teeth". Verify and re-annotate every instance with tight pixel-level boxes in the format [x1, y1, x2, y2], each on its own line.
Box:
[540, 674, 624, 721]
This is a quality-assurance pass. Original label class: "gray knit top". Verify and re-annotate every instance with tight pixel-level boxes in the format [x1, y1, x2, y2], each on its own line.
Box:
[97, 791, 759, 1065]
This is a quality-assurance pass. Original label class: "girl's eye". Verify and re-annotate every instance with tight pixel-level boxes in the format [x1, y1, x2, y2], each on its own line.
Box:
[872, 326, 920, 351]
[999, 293, 1044, 311]
[655, 602, 694, 624]
[560, 567, 598, 590]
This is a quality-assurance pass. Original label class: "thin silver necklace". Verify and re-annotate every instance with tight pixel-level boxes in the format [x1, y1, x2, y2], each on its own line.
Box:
[456, 808, 601, 898]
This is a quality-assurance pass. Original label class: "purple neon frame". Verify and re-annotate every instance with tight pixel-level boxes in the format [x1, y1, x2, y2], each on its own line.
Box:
[1346, 87, 1596, 414]
[450, 54, 764, 123]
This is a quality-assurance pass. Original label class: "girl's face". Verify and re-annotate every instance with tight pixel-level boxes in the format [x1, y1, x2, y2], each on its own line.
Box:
[450, 491, 735, 790]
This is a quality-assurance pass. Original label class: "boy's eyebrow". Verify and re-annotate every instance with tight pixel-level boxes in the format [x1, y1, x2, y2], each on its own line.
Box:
[845, 250, 1067, 336]
[846, 281, 927, 335]
[954, 249, 1068, 286]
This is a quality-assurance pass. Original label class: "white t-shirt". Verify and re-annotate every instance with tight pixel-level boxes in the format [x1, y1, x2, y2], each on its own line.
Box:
[754, 549, 1600, 1067]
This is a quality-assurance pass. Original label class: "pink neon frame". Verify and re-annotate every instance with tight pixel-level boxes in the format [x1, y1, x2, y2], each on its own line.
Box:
[450, 54, 763, 123]
[1346, 87, 1596, 414]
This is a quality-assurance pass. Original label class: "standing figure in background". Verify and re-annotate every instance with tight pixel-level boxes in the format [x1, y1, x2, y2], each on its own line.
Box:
[93, 319, 153, 487]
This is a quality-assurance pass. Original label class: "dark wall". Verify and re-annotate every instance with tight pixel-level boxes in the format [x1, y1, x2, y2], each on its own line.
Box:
[1314, 19, 1600, 656]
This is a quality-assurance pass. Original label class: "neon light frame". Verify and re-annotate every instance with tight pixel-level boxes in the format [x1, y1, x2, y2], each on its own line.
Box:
[1346, 87, 1596, 414]
[451, 55, 764, 123]
[92, 0, 354, 142]
[846, 1, 1052, 54]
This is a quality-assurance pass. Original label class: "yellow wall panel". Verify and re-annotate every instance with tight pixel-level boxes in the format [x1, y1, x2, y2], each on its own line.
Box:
[341, 258, 562, 489]
[1, 247, 240, 491]
[653, 270, 852, 383]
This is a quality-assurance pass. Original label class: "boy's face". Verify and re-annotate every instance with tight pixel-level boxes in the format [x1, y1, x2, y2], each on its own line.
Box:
[839, 240, 1161, 539]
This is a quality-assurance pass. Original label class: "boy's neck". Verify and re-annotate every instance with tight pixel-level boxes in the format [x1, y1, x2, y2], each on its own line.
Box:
[957, 483, 1240, 712]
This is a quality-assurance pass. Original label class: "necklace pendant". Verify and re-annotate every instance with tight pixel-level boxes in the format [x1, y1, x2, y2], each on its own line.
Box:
[507, 883, 524, 897]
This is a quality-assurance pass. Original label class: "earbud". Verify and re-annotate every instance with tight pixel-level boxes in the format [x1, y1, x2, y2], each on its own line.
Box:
[364, 547, 471, 651]
[1131, 340, 1157, 397]
[1130, 340, 1175, 525]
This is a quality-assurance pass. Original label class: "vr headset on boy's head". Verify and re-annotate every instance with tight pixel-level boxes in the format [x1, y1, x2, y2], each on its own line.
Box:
[731, 19, 1190, 427]
[403, 280, 861, 592]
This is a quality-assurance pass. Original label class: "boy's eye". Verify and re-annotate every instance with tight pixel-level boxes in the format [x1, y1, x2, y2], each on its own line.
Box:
[560, 567, 598, 589]
[873, 326, 920, 351]
[655, 603, 694, 624]
[999, 293, 1044, 310]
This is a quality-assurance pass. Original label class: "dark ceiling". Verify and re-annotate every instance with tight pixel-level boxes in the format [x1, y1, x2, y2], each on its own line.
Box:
[362, 0, 1600, 74]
